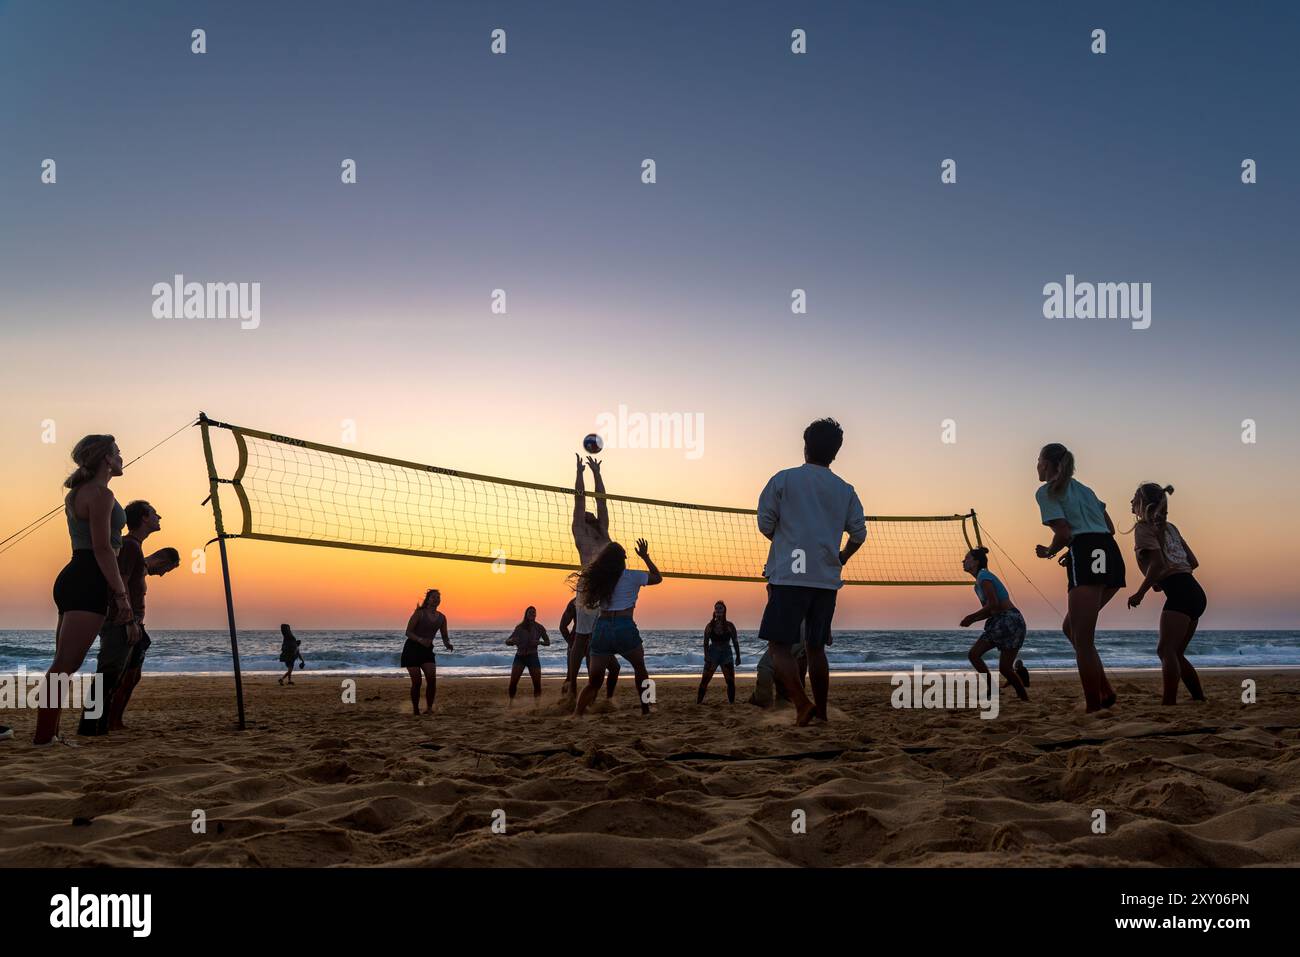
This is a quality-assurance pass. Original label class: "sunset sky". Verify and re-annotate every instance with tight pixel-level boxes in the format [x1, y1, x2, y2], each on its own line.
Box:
[1, 1, 1297, 632]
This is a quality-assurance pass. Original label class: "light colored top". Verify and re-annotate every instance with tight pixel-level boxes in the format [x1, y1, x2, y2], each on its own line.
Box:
[1133, 521, 1195, 579]
[974, 568, 1010, 604]
[604, 569, 649, 611]
[758, 463, 867, 590]
[66, 496, 126, 551]
[1035, 479, 1109, 537]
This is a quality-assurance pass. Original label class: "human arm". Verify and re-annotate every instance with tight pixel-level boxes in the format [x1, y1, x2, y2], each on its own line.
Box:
[840, 491, 868, 566]
[588, 456, 609, 533]
[559, 602, 575, 642]
[731, 624, 741, 666]
[89, 489, 131, 623]
[440, 616, 453, 651]
[572, 454, 586, 530]
[756, 475, 781, 541]
[961, 580, 999, 627]
[635, 538, 663, 585]
[405, 612, 432, 648]
[1036, 519, 1072, 559]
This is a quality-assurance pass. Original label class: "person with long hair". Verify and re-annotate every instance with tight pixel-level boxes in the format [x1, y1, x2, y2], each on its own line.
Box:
[505, 605, 549, 703]
[401, 589, 453, 715]
[571, 538, 661, 716]
[278, 623, 305, 685]
[1126, 483, 1207, 705]
[35, 435, 132, 746]
[959, 547, 1030, 701]
[697, 600, 741, 704]
[559, 597, 618, 699]
[1034, 443, 1122, 712]
[566, 454, 611, 701]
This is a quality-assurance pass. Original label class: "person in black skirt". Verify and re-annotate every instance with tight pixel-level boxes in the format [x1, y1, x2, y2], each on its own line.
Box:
[402, 589, 452, 715]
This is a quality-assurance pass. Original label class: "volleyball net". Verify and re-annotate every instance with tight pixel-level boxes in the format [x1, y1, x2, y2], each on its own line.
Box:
[198, 415, 980, 586]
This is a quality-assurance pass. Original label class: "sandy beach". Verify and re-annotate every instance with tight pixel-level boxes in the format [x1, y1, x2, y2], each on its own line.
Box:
[2, 670, 1298, 867]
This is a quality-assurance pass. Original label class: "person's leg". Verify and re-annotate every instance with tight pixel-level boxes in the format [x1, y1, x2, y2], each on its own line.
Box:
[576, 655, 611, 715]
[605, 657, 620, 698]
[623, 647, 652, 715]
[998, 648, 1028, 701]
[527, 656, 542, 698]
[721, 662, 736, 703]
[1156, 609, 1191, 705]
[421, 661, 437, 712]
[1178, 618, 1205, 701]
[34, 611, 103, 744]
[696, 661, 717, 704]
[109, 666, 142, 729]
[769, 643, 814, 725]
[566, 634, 589, 697]
[285, 660, 296, 684]
[406, 666, 422, 715]
[968, 638, 994, 676]
[805, 590, 837, 721]
[1066, 585, 1106, 711]
[507, 657, 525, 702]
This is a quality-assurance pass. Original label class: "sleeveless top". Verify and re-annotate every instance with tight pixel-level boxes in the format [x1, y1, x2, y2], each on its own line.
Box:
[66, 493, 126, 551]
[410, 608, 442, 641]
[705, 619, 736, 644]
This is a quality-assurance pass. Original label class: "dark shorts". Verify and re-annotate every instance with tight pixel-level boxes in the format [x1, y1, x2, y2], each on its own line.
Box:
[1160, 573, 1207, 619]
[400, 638, 436, 668]
[981, 609, 1026, 653]
[514, 651, 541, 670]
[706, 643, 734, 667]
[1065, 533, 1126, 591]
[53, 550, 109, 615]
[758, 585, 837, 650]
[590, 617, 642, 658]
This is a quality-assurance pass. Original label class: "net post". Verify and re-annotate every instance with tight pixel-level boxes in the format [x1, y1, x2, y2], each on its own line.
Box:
[199, 412, 247, 731]
[970, 509, 983, 549]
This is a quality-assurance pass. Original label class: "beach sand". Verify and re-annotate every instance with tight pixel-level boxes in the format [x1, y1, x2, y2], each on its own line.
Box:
[2, 670, 1298, 867]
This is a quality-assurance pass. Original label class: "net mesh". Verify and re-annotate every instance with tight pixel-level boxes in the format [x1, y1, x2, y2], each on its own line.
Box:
[214, 422, 976, 585]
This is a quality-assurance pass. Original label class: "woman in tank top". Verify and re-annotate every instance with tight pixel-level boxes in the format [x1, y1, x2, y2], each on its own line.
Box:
[35, 435, 132, 746]
[1033, 442, 1122, 712]
[402, 589, 452, 715]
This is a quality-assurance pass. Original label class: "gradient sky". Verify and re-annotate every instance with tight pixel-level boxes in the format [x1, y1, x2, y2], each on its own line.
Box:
[1, 0, 1297, 632]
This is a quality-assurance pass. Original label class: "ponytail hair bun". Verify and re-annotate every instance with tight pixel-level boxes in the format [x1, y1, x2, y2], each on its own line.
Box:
[1163, 485, 1175, 496]
[63, 434, 116, 492]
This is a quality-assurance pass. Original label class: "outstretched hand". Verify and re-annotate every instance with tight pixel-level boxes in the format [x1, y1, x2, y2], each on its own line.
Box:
[586, 455, 601, 472]
[575, 453, 585, 473]
[635, 537, 650, 560]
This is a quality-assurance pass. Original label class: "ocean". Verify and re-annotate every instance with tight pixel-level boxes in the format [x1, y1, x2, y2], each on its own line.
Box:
[1, 629, 1296, 677]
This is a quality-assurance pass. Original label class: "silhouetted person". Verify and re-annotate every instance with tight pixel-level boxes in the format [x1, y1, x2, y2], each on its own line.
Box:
[756, 419, 866, 725]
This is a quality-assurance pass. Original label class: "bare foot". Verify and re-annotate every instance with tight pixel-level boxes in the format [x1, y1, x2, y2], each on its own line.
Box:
[796, 702, 817, 726]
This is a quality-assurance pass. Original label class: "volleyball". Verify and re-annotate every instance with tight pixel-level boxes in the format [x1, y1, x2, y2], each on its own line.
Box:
[583, 433, 604, 454]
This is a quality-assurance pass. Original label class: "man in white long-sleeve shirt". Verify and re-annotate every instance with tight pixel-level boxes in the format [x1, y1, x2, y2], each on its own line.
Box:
[756, 418, 867, 725]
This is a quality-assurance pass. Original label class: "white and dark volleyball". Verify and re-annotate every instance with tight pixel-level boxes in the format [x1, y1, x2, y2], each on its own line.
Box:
[583, 433, 603, 454]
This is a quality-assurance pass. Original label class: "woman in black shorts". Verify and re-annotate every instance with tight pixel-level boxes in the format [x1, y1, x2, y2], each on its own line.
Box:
[697, 601, 741, 704]
[1126, 484, 1207, 705]
[1033, 443, 1123, 712]
[505, 605, 549, 704]
[36, 435, 133, 746]
[402, 589, 452, 715]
